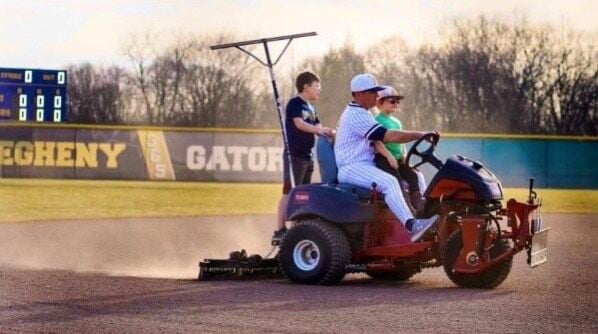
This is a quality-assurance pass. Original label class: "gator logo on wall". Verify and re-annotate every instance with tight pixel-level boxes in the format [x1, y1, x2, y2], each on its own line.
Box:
[0, 141, 126, 168]
[186, 145, 282, 172]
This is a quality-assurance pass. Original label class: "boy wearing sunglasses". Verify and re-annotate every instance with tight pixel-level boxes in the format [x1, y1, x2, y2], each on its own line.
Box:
[373, 86, 427, 211]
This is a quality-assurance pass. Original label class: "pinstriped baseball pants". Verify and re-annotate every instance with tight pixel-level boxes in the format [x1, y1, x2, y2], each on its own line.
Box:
[338, 161, 414, 224]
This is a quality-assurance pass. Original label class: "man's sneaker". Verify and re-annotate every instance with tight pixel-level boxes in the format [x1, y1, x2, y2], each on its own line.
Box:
[409, 215, 439, 242]
[271, 228, 287, 246]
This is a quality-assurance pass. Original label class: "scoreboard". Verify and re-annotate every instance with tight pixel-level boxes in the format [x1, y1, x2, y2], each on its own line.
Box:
[0, 67, 68, 122]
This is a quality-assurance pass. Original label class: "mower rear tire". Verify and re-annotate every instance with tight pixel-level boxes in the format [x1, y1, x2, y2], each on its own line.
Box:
[443, 229, 512, 289]
[280, 219, 350, 285]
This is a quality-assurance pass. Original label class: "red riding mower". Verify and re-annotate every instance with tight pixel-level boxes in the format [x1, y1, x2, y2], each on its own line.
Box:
[200, 133, 549, 288]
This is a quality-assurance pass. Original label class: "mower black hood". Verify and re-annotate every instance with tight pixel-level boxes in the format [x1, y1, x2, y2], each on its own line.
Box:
[425, 155, 504, 201]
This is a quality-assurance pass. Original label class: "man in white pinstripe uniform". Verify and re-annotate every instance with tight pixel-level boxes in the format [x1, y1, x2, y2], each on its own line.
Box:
[334, 73, 439, 242]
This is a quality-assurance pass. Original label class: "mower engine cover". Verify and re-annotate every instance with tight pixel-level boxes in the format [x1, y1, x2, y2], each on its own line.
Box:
[426, 155, 503, 201]
[286, 183, 376, 224]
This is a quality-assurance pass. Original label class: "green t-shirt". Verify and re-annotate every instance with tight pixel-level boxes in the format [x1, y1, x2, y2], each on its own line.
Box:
[375, 112, 406, 160]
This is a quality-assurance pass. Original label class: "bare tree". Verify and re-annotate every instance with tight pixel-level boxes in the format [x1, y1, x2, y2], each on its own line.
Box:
[365, 36, 431, 130]
[180, 34, 258, 127]
[123, 33, 194, 125]
[67, 63, 129, 124]
[301, 42, 365, 128]
[123, 33, 262, 127]
[365, 16, 597, 135]
[543, 32, 597, 135]
[123, 32, 160, 125]
[72, 18, 594, 134]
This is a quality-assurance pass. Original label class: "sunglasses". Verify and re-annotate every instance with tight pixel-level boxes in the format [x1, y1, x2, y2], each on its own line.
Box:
[385, 98, 400, 104]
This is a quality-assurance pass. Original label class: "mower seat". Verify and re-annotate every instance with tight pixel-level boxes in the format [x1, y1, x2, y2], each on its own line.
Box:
[316, 136, 383, 201]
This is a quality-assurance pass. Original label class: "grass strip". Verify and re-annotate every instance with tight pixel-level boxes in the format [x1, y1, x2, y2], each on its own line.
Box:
[1, 179, 595, 223]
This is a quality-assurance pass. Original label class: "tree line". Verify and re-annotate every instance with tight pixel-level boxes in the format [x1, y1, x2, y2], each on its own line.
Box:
[67, 16, 597, 136]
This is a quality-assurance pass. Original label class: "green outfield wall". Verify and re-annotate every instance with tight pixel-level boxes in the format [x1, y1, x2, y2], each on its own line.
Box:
[0, 123, 596, 189]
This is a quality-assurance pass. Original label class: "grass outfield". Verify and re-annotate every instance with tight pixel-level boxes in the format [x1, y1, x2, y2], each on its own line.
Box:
[1, 178, 596, 223]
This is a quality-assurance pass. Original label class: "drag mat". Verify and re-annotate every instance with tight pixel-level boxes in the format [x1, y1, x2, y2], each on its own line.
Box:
[0, 214, 596, 333]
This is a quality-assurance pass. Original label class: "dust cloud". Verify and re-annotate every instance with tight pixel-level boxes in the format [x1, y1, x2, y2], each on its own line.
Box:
[0, 215, 274, 279]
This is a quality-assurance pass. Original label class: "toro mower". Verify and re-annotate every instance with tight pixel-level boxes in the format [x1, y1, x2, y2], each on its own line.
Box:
[200, 132, 549, 288]
[198, 33, 549, 288]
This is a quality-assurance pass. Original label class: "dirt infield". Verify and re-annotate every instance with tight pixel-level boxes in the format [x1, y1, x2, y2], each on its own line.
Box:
[1, 213, 597, 333]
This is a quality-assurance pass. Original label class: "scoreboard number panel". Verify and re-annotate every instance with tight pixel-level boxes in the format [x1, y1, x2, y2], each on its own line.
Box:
[25, 70, 33, 83]
[54, 109, 61, 122]
[37, 109, 44, 122]
[0, 67, 68, 123]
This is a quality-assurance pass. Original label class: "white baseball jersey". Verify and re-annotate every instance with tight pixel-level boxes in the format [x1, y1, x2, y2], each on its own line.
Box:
[334, 103, 386, 168]
[334, 102, 414, 224]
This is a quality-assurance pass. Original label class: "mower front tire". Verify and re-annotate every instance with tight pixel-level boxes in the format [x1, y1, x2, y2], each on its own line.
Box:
[280, 219, 350, 285]
[443, 229, 513, 289]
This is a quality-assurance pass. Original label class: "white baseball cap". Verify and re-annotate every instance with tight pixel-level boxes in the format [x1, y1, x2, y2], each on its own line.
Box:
[377, 85, 405, 100]
[350, 73, 385, 93]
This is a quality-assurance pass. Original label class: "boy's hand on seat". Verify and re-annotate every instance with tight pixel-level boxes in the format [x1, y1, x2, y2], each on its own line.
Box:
[318, 127, 333, 137]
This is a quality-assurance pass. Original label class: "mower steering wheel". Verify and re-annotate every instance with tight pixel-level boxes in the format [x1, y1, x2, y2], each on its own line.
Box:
[405, 132, 440, 169]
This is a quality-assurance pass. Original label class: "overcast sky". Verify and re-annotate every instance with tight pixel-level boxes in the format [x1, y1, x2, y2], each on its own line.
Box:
[1, 0, 596, 71]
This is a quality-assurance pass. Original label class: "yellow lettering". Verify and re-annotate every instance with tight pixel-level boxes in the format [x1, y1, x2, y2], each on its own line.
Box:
[33, 141, 56, 166]
[99, 143, 126, 169]
[14, 142, 33, 166]
[75, 143, 98, 168]
[0, 141, 14, 166]
[55, 142, 75, 167]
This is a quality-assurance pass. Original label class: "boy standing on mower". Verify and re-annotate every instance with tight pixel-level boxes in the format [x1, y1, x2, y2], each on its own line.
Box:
[334, 74, 438, 242]
[273, 71, 333, 244]
[373, 86, 428, 211]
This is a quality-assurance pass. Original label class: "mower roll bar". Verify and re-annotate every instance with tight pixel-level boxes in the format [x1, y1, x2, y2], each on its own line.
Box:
[210, 32, 317, 188]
